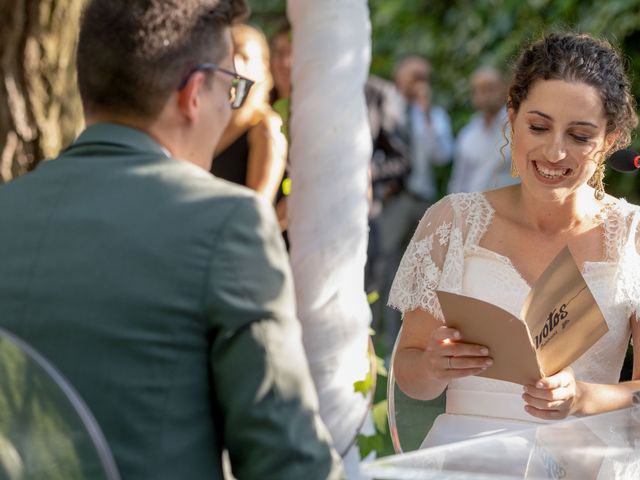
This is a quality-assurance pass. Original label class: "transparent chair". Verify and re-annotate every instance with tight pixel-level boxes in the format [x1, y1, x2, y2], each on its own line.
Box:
[387, 324, 446, 453]
[0, 326, 120, 480]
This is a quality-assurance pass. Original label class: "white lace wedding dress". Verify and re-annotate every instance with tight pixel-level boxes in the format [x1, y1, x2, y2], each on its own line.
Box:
[389, 192, 640, 447]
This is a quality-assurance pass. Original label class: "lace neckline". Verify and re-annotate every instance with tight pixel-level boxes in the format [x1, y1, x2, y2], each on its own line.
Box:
[467, 243, 613, 290]
[473, 191, 623, 231]
[468, 192, 625, 286]
[388, 189, 639, 328]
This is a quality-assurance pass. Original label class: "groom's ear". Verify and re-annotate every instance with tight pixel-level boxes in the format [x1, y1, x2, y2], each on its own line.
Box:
[176, 71, 208, 124]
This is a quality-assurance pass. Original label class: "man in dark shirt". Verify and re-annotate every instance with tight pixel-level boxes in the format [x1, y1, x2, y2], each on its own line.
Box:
[364, 75, 411, 346]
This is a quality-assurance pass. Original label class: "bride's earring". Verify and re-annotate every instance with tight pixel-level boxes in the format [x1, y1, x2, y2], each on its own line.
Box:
[588, 154, 606, 201]
[510, 129, 519, 178]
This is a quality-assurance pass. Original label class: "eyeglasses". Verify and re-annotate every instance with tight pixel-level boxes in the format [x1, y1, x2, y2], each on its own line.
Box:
[178, 63, 254, 109]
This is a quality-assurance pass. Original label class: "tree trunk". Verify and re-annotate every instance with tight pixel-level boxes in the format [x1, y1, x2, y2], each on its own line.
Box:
[0, 0, 84, 183]
[287, 0, 373, 475]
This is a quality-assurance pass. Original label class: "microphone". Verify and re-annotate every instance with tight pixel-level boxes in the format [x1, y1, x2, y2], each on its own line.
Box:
[607, 148, 640, 172]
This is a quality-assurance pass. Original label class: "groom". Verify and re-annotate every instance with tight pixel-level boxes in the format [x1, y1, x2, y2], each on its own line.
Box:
[0, 1, 343, 479]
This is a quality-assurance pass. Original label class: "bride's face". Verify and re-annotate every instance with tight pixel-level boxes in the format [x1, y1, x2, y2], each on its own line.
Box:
[508, 79, 616, 201]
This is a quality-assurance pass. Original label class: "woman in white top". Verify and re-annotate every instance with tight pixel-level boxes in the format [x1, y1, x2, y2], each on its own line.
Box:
[389, 32, 640, 447]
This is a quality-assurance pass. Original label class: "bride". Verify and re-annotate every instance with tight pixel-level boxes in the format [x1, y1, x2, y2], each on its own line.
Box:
[389, 32, 640, 447]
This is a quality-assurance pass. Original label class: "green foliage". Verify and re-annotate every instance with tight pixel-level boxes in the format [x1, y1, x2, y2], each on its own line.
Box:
[353, 371, 375, 398]
[368, 0, 640, 127]
[372, 399, 389, 434]
[376, 355, 388, 378]
[366, 289, 380, 306]
[351, 333, 395, 458]
[247, 0, 286, 38]
[272, 97, 290, 141]
[356, 431, 384, 459]
[250, 0, 640, 201]
[356, 397, 394, 459]
[363, 366, 396, 458]
[356, 397, 389, 458]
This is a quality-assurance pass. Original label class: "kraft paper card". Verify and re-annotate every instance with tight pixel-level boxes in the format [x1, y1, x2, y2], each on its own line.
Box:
[436, 246, 608, 385]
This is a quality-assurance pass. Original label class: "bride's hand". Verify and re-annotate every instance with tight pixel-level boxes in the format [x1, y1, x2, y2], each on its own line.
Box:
[425, 326, 493, 380]
[523, 367, 579, 419]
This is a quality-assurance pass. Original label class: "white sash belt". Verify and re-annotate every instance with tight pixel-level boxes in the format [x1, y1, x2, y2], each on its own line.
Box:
[446, 389, 553, 424]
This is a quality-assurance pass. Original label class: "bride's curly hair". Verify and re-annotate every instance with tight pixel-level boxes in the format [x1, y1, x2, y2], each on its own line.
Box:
[508, 32, 638, 152]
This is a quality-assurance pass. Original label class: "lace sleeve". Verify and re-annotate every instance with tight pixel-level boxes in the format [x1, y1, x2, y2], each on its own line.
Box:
[631, 209, 640, 320]
[388, 196, 458, 322]
[636, 210, 640, 253]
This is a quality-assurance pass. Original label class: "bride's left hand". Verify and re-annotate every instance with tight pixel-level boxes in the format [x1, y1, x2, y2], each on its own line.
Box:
[522, 367, 580, 420]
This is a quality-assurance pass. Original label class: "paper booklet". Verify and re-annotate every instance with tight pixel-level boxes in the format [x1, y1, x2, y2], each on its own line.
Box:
[436, 246, 609, 386]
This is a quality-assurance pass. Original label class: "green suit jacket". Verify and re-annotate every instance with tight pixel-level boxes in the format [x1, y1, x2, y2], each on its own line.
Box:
[0, 124, 344, 479]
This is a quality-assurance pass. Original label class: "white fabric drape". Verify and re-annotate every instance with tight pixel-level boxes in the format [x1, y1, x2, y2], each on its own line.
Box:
[287, 0, 373, 462]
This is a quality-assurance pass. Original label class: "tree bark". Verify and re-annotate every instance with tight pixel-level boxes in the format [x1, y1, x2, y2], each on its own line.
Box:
[0, 0, 84, 183]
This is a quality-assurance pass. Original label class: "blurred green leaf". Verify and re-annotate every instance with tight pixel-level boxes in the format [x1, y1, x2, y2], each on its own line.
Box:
[357, 432, 384, 459]
[372, 400, 388, 434]
[367, 290, 380, 305]
[376, 356, 388, 377]
[272, 98, 290, 142]
[353, 371, 374, 398]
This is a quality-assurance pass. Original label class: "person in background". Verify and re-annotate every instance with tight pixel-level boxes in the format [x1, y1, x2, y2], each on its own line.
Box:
[269, 21, 292, 103]
[0, 1, 344, 478]
[390, 33, 640, 452]
[396, 58, 454, 204]
[364, 74, 411, 343]
[211, 23, 287, 203]
[448, 66, 519, 194]
[268, 21, 293, 235]
[370, 55, 453, 349]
